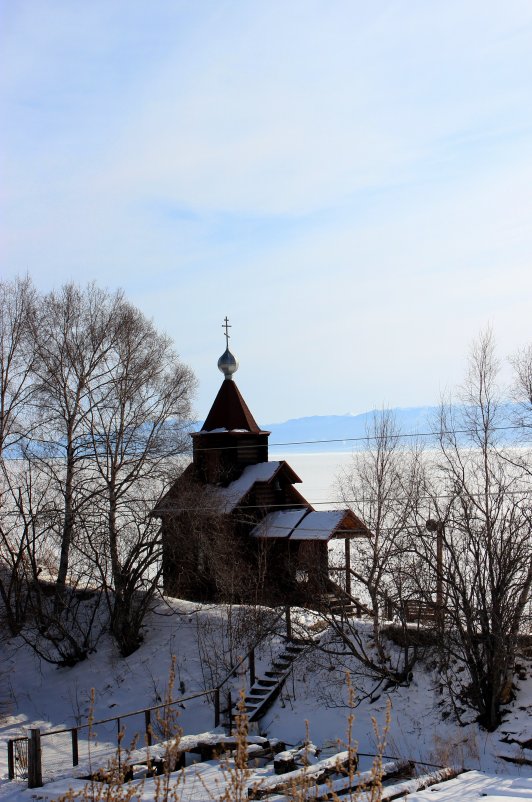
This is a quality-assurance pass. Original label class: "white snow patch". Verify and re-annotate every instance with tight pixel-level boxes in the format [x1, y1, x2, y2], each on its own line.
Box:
[251, 510, 347, 541]
[214, 462, 282, 512]
[289, 510, 344, 540]
[2, 598, 532, 802]
[250, 509, 308, 539]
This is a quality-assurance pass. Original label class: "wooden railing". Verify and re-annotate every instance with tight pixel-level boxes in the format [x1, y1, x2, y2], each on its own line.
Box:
[7, 606, 295, 788]
[213, 605, 290, 728]
[328, 566, 437, 624]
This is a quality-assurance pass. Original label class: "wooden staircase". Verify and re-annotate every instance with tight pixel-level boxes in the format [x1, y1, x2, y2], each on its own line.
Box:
[323, 582, 374, 619]
[229, 639, 313, 724]
[222, 591, 374, 728]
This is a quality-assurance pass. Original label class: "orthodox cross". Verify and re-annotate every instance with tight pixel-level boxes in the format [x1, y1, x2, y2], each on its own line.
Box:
[222, 316, 231, 349]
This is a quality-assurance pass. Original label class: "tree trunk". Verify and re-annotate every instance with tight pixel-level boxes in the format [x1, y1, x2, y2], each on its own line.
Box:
[55, 438, 75, 608]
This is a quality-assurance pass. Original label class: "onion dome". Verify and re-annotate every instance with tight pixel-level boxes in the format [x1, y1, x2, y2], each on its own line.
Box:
[218, 316, 239, 379]
[218, 347, 239, 379]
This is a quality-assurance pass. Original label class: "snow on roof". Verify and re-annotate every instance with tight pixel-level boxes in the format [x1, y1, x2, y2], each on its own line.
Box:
[251, 510, 349, 541]
[289, 510, 345, 541]
[198, 427, 228, 433]
[251, 509, 308, 539]
[197, 428, 253, 434]
[214, 461, 282, 512]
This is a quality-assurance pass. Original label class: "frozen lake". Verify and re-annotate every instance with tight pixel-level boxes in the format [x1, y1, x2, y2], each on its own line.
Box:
[274, 451, 352, 509]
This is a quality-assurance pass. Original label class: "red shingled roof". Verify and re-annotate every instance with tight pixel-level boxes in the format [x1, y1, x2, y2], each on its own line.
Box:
[201, 379, 265, 433]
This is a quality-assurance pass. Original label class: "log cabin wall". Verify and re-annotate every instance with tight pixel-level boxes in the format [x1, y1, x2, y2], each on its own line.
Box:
[192, 432, 269, 484]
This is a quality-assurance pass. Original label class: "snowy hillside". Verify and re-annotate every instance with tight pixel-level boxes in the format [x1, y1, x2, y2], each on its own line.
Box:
[2, 599, 532, 801]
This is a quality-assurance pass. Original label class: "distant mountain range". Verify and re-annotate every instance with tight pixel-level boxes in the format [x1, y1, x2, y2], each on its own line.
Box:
[260, 404, 524, 454]
[6, 405, 523, 461]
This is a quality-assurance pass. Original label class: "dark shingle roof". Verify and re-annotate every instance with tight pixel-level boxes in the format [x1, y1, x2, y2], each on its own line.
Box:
[201, 379, 266, 433]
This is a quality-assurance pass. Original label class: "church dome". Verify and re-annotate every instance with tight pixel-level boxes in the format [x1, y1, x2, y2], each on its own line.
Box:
[218, 347, 239, 379]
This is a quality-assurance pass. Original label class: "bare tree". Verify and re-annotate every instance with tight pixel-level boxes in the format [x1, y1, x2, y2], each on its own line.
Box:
[83, 302, 196, 655]
[331, 411, 425, 688]
[419, 330, 532, 730]
[0, 279, 197, 659]
[511, 343, 532, 436]
[28, 283, 125, 605]
[0, 283, 125, 661]
[0, 276, 37, 635]
[0, 454, 104, 666]
[0, 276, 36, 454]
[0, 465, 36, 636]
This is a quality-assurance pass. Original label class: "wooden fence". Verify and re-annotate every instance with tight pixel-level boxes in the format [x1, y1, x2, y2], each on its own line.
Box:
[7, 606, 293, 788]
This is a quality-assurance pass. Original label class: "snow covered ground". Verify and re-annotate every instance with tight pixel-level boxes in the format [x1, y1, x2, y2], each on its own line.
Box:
[2, 450, 532, 798]
[2, 597, 532, 801]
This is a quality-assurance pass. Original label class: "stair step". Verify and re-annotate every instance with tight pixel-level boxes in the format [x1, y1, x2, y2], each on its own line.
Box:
[235, 699, 260, 707]
[245, 698, 267, 707]
[246, 691, 267, 699]
[227, 632, 312, 723]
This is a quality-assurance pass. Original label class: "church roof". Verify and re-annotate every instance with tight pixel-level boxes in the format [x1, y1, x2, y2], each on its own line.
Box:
[199, 378, 267, 434]
[289, 510, 356, 540]
[251, 508, 371, 541]
[248, 509, 308, 539]
[214, 460, 302, 513]
[153, 460, 304, 517]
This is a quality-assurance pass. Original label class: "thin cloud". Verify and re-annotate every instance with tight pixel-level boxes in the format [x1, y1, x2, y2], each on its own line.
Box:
[1, 1, 532, 419]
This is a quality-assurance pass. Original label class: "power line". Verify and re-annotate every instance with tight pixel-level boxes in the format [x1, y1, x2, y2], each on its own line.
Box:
[155, 484, 532, 515]
[3, 424, 530, 459]
[3, 485, 529, 522]
[194, 423, 529, 452]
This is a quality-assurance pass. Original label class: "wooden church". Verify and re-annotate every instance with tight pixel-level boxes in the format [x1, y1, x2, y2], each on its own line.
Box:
[155, 322, 370, 608]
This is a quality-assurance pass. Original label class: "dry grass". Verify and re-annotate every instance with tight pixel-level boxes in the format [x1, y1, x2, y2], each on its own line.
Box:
[57, 672, 394, 802]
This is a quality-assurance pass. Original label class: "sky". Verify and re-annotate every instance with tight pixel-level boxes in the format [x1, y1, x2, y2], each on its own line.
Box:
[1, 1, 532, 424]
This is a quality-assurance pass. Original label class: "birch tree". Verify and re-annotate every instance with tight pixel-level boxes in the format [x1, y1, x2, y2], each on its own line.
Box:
[84, 301, 195, 655]
[29, 283, 124, 606]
